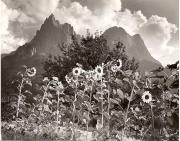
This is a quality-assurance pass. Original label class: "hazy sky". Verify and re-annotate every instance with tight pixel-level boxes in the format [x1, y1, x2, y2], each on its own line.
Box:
[0, 0, 179, 66]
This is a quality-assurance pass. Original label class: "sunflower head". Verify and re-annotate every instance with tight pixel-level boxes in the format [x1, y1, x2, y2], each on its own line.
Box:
[27, 67, 36, 77]
[72, 67, 82, 76]
[142, 91, 152, 104]
[111, 65, 118, 73]
[116, 59, 122, 69]
[57, 81, 64, 92]
[134, 72, 139, 80]
[177, 63, 179, 71]
[95, 65, 103, 76]
[43, 77, 49, 82]
[52, 77, 59, 81]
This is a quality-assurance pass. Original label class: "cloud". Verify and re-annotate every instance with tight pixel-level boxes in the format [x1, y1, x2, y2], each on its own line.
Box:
[138, 15, 177, 49]
[1, 0, 178, 65]
[136, 15, 178, 66]
[1, 0, 60, 53]
[54, 1, 178, 65]
[0, 0, 26, 53]
[54, 0, 122, 35]
[2, 0, 59, 21]
[73, 0, 121, 15]
[115, 9, 147, 35]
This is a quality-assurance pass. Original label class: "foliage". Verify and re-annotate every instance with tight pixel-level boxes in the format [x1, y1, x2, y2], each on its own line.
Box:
[1, 34, 179, 140]
[43, 34, 139, 82]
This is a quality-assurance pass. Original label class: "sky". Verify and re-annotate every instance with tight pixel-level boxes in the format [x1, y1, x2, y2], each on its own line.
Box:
[0, 0, 179, 66]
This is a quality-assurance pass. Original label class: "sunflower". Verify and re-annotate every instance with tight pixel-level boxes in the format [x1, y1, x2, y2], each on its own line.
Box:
[134, 72, 139, 80]
[142, 91, 152, 103]
[65, 75, 71, 83]
[43, 77, 49, 82]
[177, 63, 179, 71]
[95, 65, 103, 76]
[52, 77, 59, 81]
[116, 59, 122, 69]
[57, 81, 64, 91]
[27, 67, 36, 77]
[85, 70, 93, 79]
[111, 65, 118, 73]
[135, 107, 140, 112]
[72, 67, 82, 76]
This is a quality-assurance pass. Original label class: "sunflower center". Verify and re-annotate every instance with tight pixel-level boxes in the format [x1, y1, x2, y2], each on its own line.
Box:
[117, 62, 120, 66]
[145, 95, 149, 99]
[75, 70, 78, 74]
[97, 68, 101, 73]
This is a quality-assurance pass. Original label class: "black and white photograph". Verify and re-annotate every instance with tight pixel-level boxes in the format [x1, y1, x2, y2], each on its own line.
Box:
[0, 0, 179, 140]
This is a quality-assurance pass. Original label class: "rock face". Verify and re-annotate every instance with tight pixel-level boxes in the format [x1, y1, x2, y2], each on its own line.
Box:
[1, 14, 162, 95]
[1, 14, 75, 95]
[103, 26, 162, 72]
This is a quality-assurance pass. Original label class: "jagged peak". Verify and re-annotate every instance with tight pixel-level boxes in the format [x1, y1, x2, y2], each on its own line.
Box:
[48, 14, 55, 20]
[40, 14, 75, 32]
[42, 13, 60, 28]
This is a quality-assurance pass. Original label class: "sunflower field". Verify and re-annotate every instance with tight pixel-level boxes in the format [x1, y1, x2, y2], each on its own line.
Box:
[1, 35, 179, 141]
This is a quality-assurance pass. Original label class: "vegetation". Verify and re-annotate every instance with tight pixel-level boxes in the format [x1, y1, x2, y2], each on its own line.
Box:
[43, 34, 138, 82]
[1, 34, 179, 141]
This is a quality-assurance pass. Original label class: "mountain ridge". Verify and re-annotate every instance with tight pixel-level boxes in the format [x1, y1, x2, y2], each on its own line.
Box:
[1, 14, 162, 95]
[103, 26, 162, 71]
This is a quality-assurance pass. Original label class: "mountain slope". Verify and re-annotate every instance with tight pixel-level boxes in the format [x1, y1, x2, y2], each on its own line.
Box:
[103, 26, 162, 71]
[2, 14, 162, 95]
[1, 14, 75, 95]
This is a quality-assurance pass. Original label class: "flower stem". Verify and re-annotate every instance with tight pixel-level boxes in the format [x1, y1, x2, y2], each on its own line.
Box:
[41, 82, 50, 115]
[123, 85, 135, 138]
[42, 82, 50, 104]
[107, 72, 111, 137]
[141, 125, 151, 141]
[16, 78, 24, 118]
[72, 78, 78, 140]
[57, 91, 60, 122]
[87, 81, 93, 132]
[150, 104, 155, 141]
[101, 77, 104, 128]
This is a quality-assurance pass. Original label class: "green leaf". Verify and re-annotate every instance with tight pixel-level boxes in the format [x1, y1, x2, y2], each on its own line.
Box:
[10, 102, 17, 108]
[47, 92, 53, 98]
[123, 78, 130, 84]
[125, 70, 132, 76]
[115, 78, 123, 85]
[65, 96, 73, 102]
[77, 91, 84, 98]
[116, 89, 124, 99]
[93, 95, 101, 102]
[110, 98, 119, 105]
[59, 97, 65, 102]
[83, 111, 90, 121]
[46, 98, 52, 105]
[44, 104, 51, 112]
[25, 80, 32, 86]
[52, 100, 57, 103]
[84, 101, 93, 111]
[74, 100, 81, 109]
[83, 95, 90, 102]
[103, 112, 110, 120]
[60, 104, 66, 109]
[24, 90, 32, 95]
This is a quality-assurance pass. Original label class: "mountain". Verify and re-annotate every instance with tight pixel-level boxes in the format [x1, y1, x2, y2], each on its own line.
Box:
[103, 26, 162, 72]
[1, 14, 75, 95]
[1, 14, 162, 95]
[1, 53, 9, 59]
